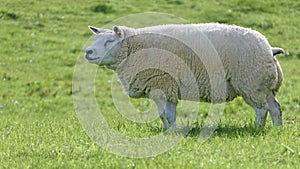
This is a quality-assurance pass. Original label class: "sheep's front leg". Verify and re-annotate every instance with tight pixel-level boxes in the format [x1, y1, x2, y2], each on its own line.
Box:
[165, 101, 177, 129]
[154, 99, 177, 129]
[154, 99, 169, 129]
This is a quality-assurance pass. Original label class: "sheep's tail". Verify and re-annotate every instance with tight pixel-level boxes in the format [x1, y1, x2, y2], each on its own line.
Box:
[272, 47, 284, 95]
[272, 47, 284, 56]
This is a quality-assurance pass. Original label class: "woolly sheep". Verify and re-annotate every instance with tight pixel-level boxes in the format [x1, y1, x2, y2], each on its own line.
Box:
[85, 23, 284, 129]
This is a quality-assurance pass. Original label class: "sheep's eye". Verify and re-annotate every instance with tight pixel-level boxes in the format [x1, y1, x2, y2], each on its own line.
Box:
[104, 39, 115, 47]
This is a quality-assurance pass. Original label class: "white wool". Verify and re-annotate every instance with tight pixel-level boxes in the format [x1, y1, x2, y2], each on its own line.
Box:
[86, 23, 284, 127]
[113, 23, 283, 108]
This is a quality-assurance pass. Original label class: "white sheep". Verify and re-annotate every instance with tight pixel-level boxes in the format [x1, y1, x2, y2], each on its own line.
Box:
[85, 23, 284, 129]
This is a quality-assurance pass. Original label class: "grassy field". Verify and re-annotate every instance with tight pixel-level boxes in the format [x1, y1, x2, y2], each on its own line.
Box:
[1, 0, 300, 168]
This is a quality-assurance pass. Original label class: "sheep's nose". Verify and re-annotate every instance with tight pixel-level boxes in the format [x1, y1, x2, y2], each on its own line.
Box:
[86, 49, 94, 55]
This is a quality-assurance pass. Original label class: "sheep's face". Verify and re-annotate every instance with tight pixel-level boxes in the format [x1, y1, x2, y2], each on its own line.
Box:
[85, 26, 124, 68]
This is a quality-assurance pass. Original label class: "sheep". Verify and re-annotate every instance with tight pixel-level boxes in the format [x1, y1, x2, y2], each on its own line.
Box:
[85, 23, 284, 129]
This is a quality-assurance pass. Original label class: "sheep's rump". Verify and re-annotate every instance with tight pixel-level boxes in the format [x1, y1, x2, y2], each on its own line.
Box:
[117, 23, 280, 107]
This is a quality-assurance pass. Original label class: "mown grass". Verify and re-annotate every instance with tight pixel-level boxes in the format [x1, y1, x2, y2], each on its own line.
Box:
[1, 0, 300, 168]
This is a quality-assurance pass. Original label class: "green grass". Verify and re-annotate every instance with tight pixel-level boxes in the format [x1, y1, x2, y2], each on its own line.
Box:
[1, 0, 300, 168]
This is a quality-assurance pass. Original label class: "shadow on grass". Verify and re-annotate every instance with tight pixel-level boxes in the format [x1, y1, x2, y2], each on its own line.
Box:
[187, 122, 270, 138]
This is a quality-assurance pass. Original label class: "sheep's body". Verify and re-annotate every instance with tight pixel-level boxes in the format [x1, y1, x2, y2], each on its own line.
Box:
[86, 23, 284, 128]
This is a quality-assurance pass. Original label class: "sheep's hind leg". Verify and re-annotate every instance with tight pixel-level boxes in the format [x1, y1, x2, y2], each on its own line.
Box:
[267, 93, 283, 126]
[254, 107, 268, 126]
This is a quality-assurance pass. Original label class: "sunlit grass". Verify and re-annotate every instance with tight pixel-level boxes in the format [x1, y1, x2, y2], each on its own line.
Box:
[0, 0, 299, 168]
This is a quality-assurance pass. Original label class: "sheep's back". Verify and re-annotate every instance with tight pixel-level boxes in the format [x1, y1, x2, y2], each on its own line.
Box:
[118, 23, 278, 103]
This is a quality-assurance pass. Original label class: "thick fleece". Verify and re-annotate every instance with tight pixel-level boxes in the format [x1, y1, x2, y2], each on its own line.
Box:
[86, 23, 284, 128]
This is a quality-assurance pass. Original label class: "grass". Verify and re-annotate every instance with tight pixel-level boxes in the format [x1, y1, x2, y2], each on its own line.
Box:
[1, 0, 300, 168]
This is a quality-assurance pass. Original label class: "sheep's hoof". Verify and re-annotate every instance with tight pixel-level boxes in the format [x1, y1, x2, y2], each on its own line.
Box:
[163, 126, 179, 136]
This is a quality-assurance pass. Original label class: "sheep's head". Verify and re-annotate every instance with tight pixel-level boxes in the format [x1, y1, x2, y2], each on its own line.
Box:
[85, 26, 124, 68]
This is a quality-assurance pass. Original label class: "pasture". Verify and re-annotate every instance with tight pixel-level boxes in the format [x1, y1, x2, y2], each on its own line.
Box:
[1, 0, 299, 168]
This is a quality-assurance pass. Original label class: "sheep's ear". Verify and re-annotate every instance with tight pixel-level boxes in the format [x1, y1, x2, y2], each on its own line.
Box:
[88, 26, 100, 34]
[88, 26, 106, 34]
[113, 26, 123, 37]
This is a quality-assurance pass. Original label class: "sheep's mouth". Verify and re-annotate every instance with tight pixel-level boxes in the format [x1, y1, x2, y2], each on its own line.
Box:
[87, 57, 101, 61]
[85, 54, 101, 61]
